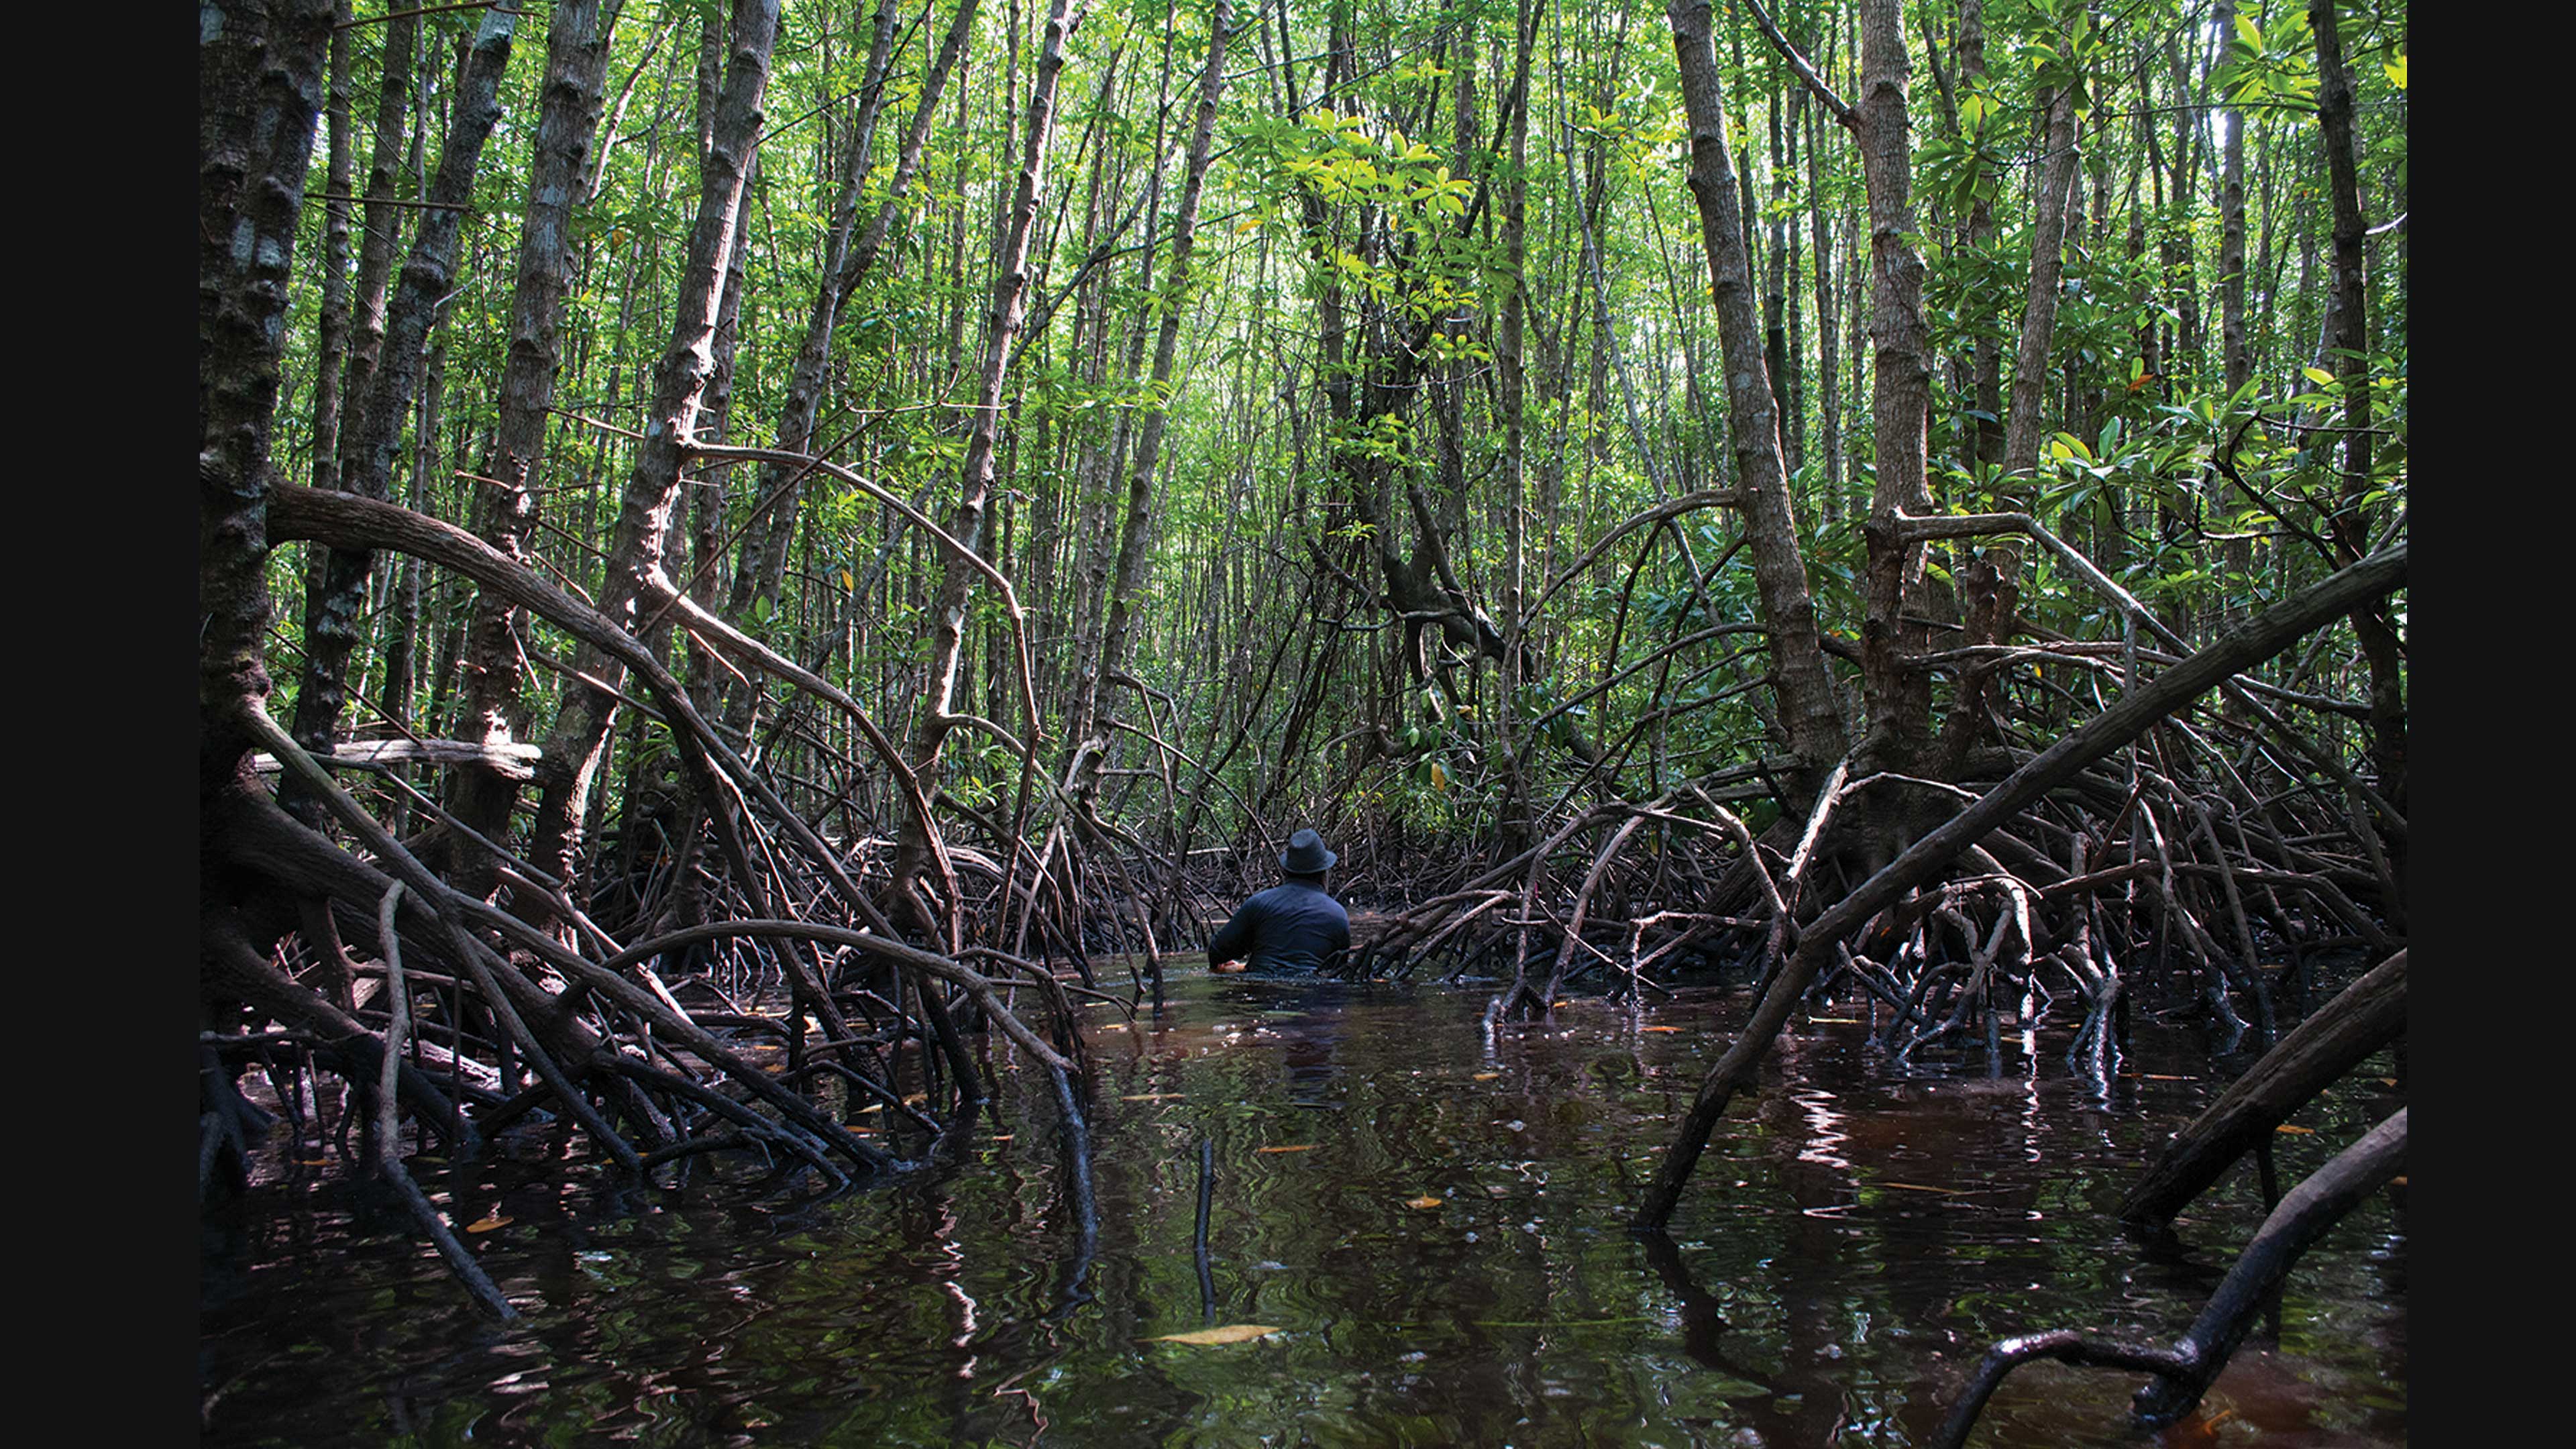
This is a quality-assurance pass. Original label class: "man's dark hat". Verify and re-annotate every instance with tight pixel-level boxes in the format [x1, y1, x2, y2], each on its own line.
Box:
[1280, 828, 1336, 873]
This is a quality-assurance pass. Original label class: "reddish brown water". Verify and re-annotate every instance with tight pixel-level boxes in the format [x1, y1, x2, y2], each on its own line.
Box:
[200, 967, 2405, 1446]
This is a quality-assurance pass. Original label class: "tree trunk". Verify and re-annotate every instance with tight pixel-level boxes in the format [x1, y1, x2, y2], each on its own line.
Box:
[286, 9, 517, 824]
[2309, 0, 2407, 853]
[1664, 0, 1848, 798]
[524, 0, 781, 927]
[445, 0, 617, 898]
[893, 0, 1078, 940]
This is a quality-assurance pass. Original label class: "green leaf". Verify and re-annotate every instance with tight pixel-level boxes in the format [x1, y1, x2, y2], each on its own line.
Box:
[2302, 366, 2336, 386]
[1151, 1324, 1284, 1345]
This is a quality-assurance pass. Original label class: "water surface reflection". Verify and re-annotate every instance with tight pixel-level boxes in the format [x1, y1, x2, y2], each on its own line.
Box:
[201, 968, 2405, 1446]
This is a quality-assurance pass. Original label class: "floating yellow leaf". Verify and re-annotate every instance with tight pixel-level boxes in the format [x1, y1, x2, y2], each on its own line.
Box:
[2390, 1175, 2406, 1187]
[2380, 1078, 2398, 1087]
[1472, 1071, 1501, 1081]
[299, 1158, 332, 1167]
[1121, 1092, 1185, 1102]
[1807, 1016, 1862, 1024]
[1151, 1324, 1283, 1345]
[1403, 1195, 1444, 1210]
[1255, 1144, 1315, 1154]
[1100, 1023, 1129, 1032]
[1640, 1026, 1682, 1034]
[2274, 1124, 2315, 1134]
[466, 1213, 513, 1234]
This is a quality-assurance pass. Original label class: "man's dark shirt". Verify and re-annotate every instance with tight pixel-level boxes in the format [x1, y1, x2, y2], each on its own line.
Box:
[1208, 879, 1350, 975]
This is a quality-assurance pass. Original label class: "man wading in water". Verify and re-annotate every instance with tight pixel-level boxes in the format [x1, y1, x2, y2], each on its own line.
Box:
[1208, 828, 1351, 976]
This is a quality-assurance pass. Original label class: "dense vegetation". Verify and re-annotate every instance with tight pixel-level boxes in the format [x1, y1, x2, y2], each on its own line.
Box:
[202, 0, 2403, 1423]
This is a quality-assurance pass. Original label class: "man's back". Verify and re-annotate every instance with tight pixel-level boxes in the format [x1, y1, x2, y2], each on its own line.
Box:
[1208, 879, 1350, 976]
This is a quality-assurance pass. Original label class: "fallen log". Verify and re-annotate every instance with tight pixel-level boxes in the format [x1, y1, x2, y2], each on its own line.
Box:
[248, 738, 543, 779]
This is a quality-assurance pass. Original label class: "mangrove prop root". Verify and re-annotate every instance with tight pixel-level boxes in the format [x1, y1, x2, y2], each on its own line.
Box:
[1931, 1107, 2405, 1447]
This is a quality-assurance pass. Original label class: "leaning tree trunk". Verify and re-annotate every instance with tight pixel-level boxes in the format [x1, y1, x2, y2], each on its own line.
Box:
[1933, 1108, 2406, 1446]
[523, 0, 780, 928]
[2119, 949, 2405, 1229]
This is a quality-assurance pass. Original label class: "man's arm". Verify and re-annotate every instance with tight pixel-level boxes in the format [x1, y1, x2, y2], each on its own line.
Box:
[1208, 901, 1257, 966]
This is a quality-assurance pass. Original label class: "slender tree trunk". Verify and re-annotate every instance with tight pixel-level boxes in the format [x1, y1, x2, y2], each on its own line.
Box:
[720, 0, 908, 678]
[446, 0, 616, 897]
[2309, 0, 2404, 837]
[1070, 0, 1234, 792]
[286, 9, 517, 823]
[894, 0, 1079, 938]
[1664, 0, 1848, 798]
[525, 0, 782, 926]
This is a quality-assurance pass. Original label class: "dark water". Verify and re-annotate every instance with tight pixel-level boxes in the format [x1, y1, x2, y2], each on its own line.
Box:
[201, 967, 2406, 1446]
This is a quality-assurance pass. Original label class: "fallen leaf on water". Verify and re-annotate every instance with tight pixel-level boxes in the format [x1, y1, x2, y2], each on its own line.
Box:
[2140, 1073, 2192, 1081]
[2390, 1175, 2406, 1187]
[1100, 1023, 1129, 1032]
[2274, 1124, 2315, 1134]
[1472, 1071, 1501, 1081]
[2380, 1078, 2399, 1087]
[299, 1158, 332, 1167]
[1150, 1324, 1283, 1346]
[1882, 1183, 1962, 1195]
[1640, 1026, 1682, 1034]
[466, 1213, 513, 1234]
[1807, 1017, 1862, 1024]
[1403, 1195, 1444, 1210]
[1121, 1092, 1185, 1102]
[1255, 1145, 1315, 1154]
